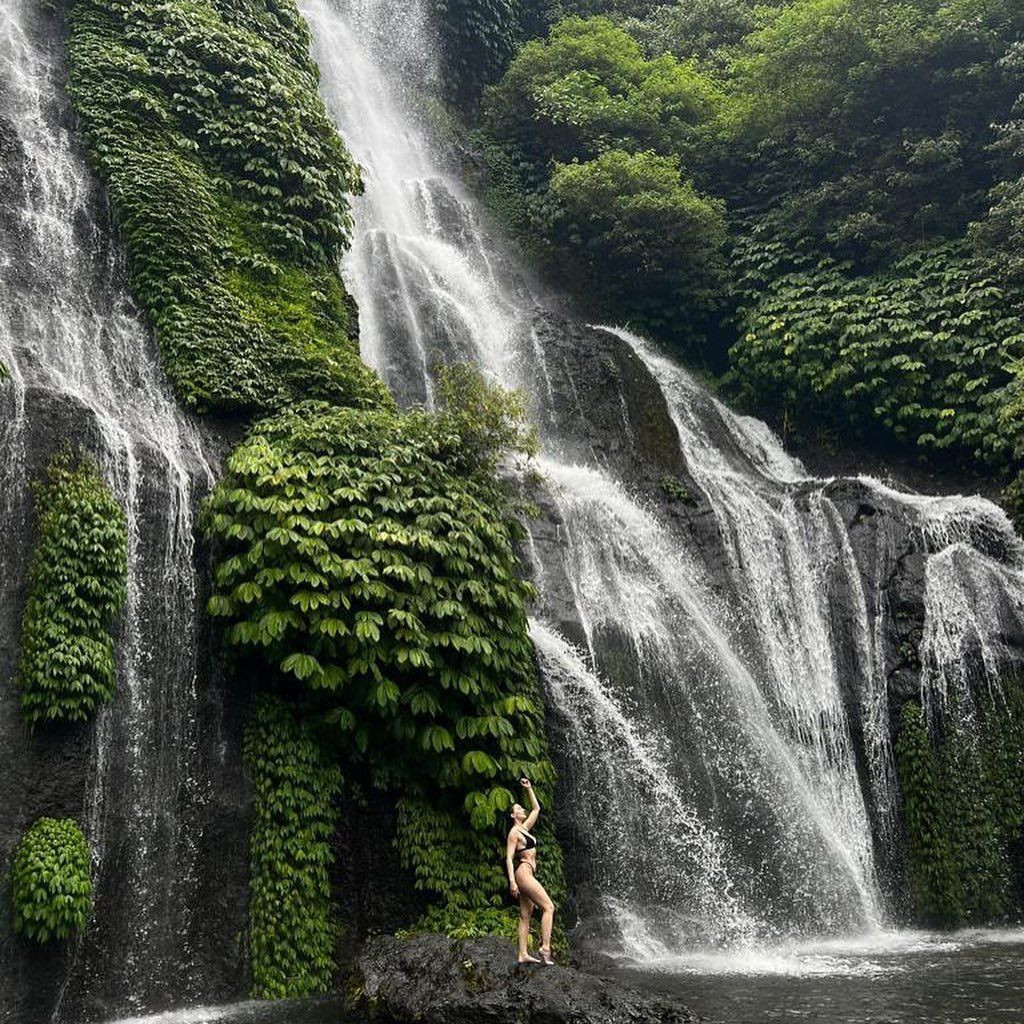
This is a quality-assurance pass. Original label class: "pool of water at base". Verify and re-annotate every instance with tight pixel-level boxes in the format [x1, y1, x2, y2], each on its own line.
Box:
[102, 930, 1024, 1024]
[608, 928, 1024, 1024]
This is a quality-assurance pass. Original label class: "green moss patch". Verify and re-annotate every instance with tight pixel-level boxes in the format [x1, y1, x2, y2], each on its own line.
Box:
[66, 0, 391, 414]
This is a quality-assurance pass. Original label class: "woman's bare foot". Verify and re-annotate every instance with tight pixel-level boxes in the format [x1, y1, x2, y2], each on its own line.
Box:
[538, 948, 555, 965]
[518, 953, 542, 964]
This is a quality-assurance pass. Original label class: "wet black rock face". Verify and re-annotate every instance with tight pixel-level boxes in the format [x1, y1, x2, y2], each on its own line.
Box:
[525, 315, 688, 484]
[353, 933, 695, 1024]
[0, 384, 253, 1024]
[0, 389, 109, 1024]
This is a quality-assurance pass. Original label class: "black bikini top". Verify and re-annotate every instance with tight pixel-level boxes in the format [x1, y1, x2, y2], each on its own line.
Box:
[515, 828, 538, 857]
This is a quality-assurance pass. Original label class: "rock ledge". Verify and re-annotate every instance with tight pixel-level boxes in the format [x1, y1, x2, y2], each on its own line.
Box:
[352, 933, 694, 1024]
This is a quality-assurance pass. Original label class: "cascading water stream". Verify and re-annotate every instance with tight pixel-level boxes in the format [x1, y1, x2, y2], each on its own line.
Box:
[302, 0, 1024, 959]
[0, 2, 214, 1014]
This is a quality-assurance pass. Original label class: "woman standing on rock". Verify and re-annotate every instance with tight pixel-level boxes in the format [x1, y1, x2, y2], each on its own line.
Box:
[506, 778, 556, 965]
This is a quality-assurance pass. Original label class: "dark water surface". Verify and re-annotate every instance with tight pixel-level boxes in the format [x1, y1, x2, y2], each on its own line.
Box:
[104, 930, 1024, 1024]
[610, 929, 1024, 1024]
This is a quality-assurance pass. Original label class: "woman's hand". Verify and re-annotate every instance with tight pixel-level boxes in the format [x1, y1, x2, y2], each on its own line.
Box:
[510, 882, 520, 899]
[520, 778, 532, 789]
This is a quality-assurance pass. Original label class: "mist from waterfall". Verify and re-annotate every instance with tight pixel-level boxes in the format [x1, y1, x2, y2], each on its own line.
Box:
[298, 0, 1024, 959]
[0, 2, 214, 1013]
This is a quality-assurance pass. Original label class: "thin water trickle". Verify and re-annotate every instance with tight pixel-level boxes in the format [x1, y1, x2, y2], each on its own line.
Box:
[299, 0, 1024, 958]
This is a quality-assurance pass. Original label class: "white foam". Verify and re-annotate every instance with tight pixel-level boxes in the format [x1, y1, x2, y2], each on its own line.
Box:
[104, 1008, 237, 1024]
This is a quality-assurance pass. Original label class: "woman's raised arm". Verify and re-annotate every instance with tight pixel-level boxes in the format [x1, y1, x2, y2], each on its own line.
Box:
[521, 778, 540, 830]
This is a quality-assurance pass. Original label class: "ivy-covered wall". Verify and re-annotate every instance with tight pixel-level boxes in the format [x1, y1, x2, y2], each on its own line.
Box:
[433, 0, 522, 109]
[203, 393, 567, 956]
[727, 243, 1024, 518]
[67, 0, 390, 415]
[17, 453, 127, 727]
[243, 694, 341, 999]
[894, 683, 1024, 928]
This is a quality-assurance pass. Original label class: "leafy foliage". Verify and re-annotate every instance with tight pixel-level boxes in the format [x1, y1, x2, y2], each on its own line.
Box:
[484, 17, 723, 165]
[66, 0, 390, 414]
[480, 1, 1024, 516]
[978, 678, 1024, 864]
[11, 818, 93, 943]
[659, 474, 693, 504]
[396, 790, 566, 948]
[397, 798, 518, 938]
[894, 701, 964, 926]
[434, 0, 521, 109]
[623, 0, 759, 65]
[204, 376, 567, 953]
[727, 244, 1024, 512]
[480, 17, 724, 341]
[204, 400, 551, 802]
[970, 42, 1024, 288]
[434, 363, 538, 476]
[895, 685, 1024, 928]
[717, 0, 1024, 259]
[244, 693, 342, 999]
[17, 453, 127, 726]
[939, 716, 1011, 921]
[548, 150, 725, 337]
[543, 0, 668, 21]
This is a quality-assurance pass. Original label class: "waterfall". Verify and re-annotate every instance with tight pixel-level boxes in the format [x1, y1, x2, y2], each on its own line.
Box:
[299, 0, 1024, 956]
[0, 2, 214, 1014]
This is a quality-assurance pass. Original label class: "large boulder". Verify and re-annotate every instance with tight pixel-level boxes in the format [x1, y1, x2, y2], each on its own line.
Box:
[352, 933, 694, 1024]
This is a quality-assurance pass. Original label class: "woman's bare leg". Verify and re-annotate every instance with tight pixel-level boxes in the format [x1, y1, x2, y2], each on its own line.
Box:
[517, 895, 535, 960]
[516, 868, 555, 953]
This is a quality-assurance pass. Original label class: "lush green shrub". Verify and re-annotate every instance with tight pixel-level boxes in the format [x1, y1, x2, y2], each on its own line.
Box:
[727, 244, 1024, 501]
[66, 0, 390, 415]
[623, 0, 758, 64]
[244, 693, 342, 999]
[480, 18, 725, 340]
[434, 0, 521, 109]
[205, 373, 566, 951]
[11, 818, 93, 942]
[484, 17, 722, 167]
[713, 0, 1024, 262]
[543, 0, 668, 21]
[17, 453, 127, 726]
[547, 149, 726, 337]
[894, 701, 964, 927]
[203, 396, 550, 807]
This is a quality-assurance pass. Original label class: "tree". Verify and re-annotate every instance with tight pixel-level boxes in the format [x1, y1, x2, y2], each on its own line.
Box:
[548, 149, 726, 339]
